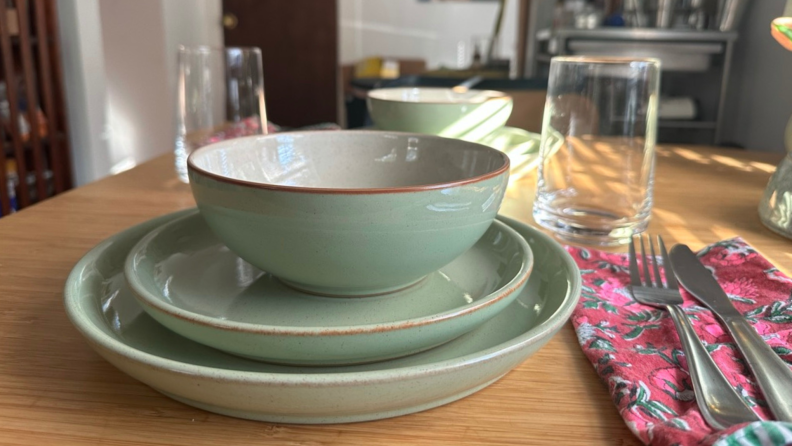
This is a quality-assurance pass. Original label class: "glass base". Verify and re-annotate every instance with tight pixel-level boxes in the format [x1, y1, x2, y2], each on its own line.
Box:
[533, 204, 649, 247]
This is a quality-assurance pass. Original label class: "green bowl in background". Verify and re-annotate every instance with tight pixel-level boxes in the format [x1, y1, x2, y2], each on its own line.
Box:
[367, 87, 513, 142]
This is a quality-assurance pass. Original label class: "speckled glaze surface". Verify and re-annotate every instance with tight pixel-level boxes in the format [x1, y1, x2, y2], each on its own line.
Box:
[187, 131, 510, 297]
[64, 210, 581, 424]
[759, 117, 792, 239]
[367, 88, 513, 142]
[124, 210, 532, 365]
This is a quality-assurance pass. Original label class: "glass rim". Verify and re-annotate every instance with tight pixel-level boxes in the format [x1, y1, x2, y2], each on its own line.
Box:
[177, 45, 262, 55]
[550, 56, 661, 66]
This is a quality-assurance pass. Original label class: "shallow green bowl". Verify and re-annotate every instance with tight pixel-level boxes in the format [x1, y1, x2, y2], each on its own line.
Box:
[124, 210, 532, 365]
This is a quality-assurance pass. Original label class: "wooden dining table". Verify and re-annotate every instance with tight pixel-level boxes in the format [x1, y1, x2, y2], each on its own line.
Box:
[0, 145, 788, 445]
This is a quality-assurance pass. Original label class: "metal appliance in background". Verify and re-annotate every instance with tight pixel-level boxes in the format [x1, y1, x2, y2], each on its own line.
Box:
[656, 0, 676, 28]
[622, 0, 747, 30]
[715, 0, 749, 31]
[524, 0, 749, 145]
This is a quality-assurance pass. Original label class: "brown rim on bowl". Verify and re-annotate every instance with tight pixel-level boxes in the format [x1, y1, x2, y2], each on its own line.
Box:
[186, 130, 510, 195]
[367, 87, 512, 105]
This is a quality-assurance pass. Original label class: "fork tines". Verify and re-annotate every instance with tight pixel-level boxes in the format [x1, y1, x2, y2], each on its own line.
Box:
[628, 234, 678, 290]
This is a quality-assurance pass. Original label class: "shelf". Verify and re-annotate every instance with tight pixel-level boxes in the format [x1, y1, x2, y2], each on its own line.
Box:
[3, 132, 66, 157]
[550, 28, 738, 43]
[659, 120, 717, 129]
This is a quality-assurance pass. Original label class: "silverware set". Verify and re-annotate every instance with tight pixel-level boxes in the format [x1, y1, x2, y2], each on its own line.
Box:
[628, 235, 792, 428]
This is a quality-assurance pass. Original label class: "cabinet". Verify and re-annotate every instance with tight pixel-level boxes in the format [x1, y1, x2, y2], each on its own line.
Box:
[0, 0, 70, 217]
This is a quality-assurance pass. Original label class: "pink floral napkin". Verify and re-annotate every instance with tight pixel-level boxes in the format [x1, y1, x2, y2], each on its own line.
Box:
[567, 238, 792, 446]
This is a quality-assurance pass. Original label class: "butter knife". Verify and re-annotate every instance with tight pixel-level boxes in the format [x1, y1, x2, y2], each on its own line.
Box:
[670, 244, 792, 422]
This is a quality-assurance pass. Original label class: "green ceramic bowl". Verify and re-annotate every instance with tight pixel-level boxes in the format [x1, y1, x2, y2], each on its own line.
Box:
[367, 88, 513, 141]
[124, 211, 532, 365]
[187, 131, 510, 297]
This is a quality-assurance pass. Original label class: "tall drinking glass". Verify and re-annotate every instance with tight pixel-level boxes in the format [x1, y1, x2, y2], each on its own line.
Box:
[174, 46, 267, 182]
[533, 56, 660, 246]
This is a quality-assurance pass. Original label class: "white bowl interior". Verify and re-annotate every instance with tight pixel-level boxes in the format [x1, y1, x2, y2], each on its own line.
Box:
[368, 87, 508, 104]
[189, 131, 507, 189]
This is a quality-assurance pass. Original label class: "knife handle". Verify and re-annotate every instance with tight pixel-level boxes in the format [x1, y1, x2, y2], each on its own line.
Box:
[726, 317, 792, 422]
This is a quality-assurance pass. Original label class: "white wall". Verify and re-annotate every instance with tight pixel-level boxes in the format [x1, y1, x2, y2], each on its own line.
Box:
[721, 0, 792, 152]
[99, 0, 171, 175]
[339, 0, 518, 72]
[161, 0, 224, 101]
[57, 0, 222, 185]
[100, 0, 224, 177]
[56, 0, 110, 185]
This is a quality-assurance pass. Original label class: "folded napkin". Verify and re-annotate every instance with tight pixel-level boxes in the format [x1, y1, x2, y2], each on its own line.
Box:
[568, 238, 792, 446]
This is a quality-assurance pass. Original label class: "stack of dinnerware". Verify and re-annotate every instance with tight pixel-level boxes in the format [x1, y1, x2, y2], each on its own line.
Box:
[64, 131, 581, 423]
[367, 87, 541, 179]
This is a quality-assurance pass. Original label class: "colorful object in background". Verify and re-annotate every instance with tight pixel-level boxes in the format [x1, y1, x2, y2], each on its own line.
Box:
[568, 238, 792, 446]
[771, 17, 792, 51]
[0, 82, 49, 143]
[183, 116, 264, 149]
[0, 160, 18, 218]
[758, 3, 792, 239]
[354, 57, 400, 79]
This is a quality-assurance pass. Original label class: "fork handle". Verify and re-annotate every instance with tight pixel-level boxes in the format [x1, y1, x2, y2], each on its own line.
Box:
[724, 316, 792, 422]
[666, 305, 760, 428]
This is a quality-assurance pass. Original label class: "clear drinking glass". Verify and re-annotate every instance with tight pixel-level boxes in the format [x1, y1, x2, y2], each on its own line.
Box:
[533, 56, 661, 246]
[174, 46, 267, 182]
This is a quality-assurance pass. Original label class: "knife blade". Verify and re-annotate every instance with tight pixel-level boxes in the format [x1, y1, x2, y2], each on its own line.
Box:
[667, 245, 742, 318]
[670, 244, 792, 422]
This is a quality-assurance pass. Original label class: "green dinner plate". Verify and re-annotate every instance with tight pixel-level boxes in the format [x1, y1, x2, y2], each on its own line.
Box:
[64, 210, 581, 424]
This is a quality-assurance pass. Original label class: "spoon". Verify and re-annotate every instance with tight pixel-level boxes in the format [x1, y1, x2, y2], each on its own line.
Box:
[451, 75, 483, 94]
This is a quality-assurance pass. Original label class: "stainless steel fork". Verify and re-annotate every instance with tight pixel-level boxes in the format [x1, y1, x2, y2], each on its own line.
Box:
[628, 235, 759, 429]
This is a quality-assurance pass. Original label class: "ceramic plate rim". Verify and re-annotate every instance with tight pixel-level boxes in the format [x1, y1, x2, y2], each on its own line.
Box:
[123, 211, 534, 336]
[186, 130, 510, 195]
[64, 210, 581, 384]
[367, 87, 512, 105]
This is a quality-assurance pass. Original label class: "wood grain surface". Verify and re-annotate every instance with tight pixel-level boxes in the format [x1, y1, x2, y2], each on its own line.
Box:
[0, 146, 788, 445]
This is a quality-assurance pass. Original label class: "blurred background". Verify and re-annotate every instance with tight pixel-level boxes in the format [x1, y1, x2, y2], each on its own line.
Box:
[47, 0, 791, 186]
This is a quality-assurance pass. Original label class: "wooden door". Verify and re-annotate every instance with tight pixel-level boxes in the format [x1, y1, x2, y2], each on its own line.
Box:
[222, 0, 338, 128]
